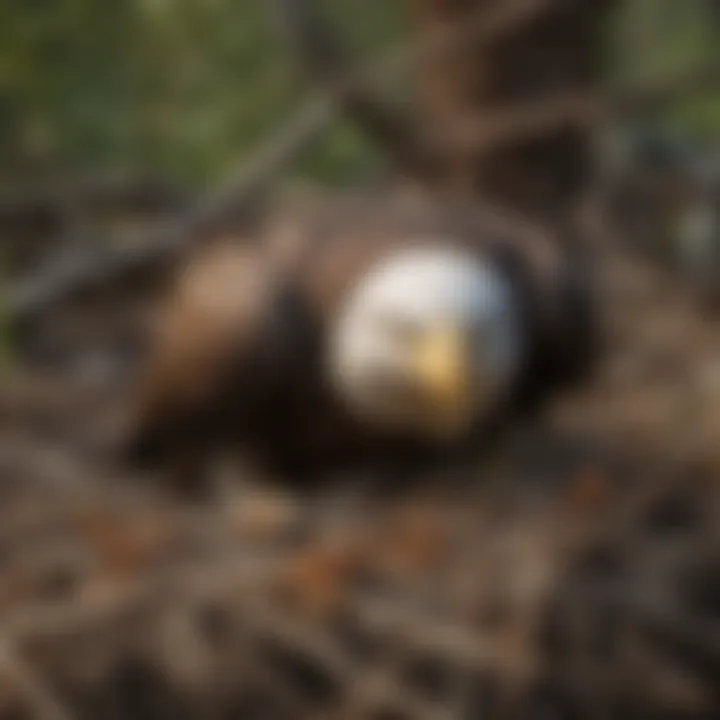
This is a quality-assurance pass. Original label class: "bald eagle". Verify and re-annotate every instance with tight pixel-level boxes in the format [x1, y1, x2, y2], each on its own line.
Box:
[122, 192, 596, 492]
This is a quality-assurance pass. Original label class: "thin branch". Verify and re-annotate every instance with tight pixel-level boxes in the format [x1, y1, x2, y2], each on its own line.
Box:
[1, 0, 556, 322]
[5, 9, 720, 320]
[628, 593, 720, 685]
[0, 640, 76, 720]
[400, 0, 557, 65]
[271, 0, 560, 179]
[3, 99, 333, 322]
[444, 60, 720, 155]
[272, 0, 437, 180]
[0, 175, 187, 230]
[1, 0, 572, 322]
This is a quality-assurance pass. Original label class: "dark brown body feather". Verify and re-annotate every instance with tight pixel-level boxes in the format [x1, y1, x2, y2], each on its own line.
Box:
[122, 191, 597, 491]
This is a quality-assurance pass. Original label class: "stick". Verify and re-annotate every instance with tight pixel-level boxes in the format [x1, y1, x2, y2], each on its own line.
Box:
[3, 99, 333, 321]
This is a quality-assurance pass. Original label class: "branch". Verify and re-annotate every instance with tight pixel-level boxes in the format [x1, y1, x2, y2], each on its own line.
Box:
[0, 175, 187, 226]
[271, 0, 566, 179]
[1, 0, 555, 320]
[0, 640, 74, 720]
[5, 12, 719, 320]
[3, 100, 333, 322]
[272, 0, 438, 180]
[443, 60, 720, 155]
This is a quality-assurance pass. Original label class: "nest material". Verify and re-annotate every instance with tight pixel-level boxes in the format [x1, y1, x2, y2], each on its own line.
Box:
[0, 249, 719, 720]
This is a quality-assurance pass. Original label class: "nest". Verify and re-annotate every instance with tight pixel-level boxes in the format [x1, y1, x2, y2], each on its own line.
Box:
[0, 249, 718, 720]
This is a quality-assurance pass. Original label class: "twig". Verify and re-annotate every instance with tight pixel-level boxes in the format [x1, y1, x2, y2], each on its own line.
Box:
[4, 0, 562, 322]
[445, 60, 720, 155]
[272, 0, 565, 177]
[0, 175, 187, 231]
[3, 99, 333, 322]
[272, 0, 438, 180]
[0, 640, 76, 720]
[626, 591, 720, 686]
[5, 7, 720, 320]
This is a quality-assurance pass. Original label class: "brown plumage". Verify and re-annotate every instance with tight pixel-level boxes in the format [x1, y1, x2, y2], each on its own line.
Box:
[122, 191, 597, 492]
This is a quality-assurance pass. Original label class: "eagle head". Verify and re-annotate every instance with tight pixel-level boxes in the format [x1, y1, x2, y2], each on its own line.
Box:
[328, 244, 523, 441]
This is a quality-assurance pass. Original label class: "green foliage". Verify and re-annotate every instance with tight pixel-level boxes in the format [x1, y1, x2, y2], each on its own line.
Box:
[0, 0, 404, 187]
[0, 0, 717, 189]
[611, 0, 720, 141]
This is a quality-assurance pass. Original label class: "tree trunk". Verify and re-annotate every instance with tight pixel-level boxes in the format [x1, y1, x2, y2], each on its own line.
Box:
[409, 0, 617, 225]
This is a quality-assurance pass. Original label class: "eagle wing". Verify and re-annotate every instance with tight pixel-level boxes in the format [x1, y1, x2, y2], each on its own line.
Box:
[122, 240, 284, 470]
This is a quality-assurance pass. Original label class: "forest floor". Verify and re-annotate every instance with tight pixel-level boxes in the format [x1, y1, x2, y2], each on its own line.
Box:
[1, 242, 719, 720]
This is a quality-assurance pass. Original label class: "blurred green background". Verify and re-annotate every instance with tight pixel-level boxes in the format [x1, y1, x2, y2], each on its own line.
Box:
[0, 0, 718, 192]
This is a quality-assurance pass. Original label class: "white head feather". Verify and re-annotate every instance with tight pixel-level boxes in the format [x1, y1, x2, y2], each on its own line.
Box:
[328, 243, 523, 438]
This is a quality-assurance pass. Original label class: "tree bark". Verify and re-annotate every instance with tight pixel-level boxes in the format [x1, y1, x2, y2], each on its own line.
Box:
[409, 0, 618, 225]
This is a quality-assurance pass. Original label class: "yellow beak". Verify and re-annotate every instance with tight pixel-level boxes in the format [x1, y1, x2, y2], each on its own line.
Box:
[413, 324, 471, 433]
